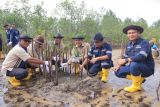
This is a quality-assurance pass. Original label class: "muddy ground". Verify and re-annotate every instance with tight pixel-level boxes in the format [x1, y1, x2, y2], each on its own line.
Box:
[0, 49, 160, 107]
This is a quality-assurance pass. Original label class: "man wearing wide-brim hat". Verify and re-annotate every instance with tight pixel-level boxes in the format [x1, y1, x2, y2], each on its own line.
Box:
[113, 25, 155, 92]
[52, 33, 66, 67]
[27, 35, 45, 70]
[71, 35, 90, 58]
[68, 35, 90, 74]
[28, 35, 45, 59]
[2, 35, 48, 87]
[52, 33, 64, 50]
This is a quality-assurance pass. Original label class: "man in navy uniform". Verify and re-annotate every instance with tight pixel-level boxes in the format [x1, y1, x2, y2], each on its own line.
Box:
[80, 33, 113, 83]
[9, 24, 20, 47]
[3, 24, 11, 46]
[114, 25, 155, 92]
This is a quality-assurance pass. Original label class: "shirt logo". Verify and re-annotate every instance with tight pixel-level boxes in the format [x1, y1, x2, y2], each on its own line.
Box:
[135, 45, 141, 48]
[127, 46, 131, 49]
[93, 50, 98, 53]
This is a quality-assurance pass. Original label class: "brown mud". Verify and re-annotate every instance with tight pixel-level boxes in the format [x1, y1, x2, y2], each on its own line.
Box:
[0, 49, 160, 107]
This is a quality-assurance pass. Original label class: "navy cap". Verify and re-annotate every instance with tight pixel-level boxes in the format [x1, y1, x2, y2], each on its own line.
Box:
[19, 35, 32, 40]
[94, 33, 104, 41]
[72, 35, 84, 39]
[53, 33, 64, 38]
[123, 25, 144, 34]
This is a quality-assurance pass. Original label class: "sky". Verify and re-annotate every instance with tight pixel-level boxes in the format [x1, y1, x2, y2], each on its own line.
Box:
[1, 0, 160, 25]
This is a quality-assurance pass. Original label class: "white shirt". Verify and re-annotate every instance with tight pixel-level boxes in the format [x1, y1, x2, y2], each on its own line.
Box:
[1, 44, 31, 75]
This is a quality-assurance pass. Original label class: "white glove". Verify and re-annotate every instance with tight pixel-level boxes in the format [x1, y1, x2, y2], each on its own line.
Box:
[52, 56, 60, 61]
[61, 63, 68, 68]
[60, 63, 69, 72]
[7, 41, 12, 46]
[15, 36, 19, 40]
[71, 57, 80, 63]
[45, 65, 49, 73]
[40, 61, 50, 73]
[44, 61, 49, 66]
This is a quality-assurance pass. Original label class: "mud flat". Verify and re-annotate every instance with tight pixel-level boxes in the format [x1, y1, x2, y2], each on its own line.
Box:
[1, 49, 160, 107]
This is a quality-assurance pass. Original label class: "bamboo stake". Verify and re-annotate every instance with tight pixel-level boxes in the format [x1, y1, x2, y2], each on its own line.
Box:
[54, 48, 58, 85]
[31, 39, 37, 79]
[48, 48, 52, 82]
[86, 48, 89, 75]
[41, 47, 47, 79]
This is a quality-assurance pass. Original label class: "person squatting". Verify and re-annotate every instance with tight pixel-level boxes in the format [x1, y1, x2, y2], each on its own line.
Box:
[1, 25, 155, 93]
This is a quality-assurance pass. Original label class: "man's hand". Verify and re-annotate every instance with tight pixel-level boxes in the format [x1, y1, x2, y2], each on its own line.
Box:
[44, 61, 49, 66]
[7, 41, 12, 46]
[112, 65, 120, 72]
[90, 57, 98, 64]
[52, 56, 60, 61]
[40, 61, 50, 73]
[79, 65, 83, 71]
[128, 58, 132, 63]
[117, 58, 126, 66]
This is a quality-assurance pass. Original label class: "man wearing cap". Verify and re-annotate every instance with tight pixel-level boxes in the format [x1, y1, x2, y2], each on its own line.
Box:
[114, 25, 155, 92]
[9, 24, 20, 47]
[3, 24, 11, 46]
[68, 35, 90, 73]
[1, 35, 48, 87]
[80, 33, 113, 82]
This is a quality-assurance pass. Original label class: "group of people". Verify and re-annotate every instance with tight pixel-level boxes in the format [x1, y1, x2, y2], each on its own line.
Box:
[0, 24, 20, 59]
[1, 25, 155, 93]
[3, 24, 20, 47]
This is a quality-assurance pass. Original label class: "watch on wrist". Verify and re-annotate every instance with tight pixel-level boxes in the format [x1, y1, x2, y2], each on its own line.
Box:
[125, 58, 129, 63]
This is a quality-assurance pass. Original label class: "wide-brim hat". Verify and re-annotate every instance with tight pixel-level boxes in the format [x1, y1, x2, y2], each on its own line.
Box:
[123, 25, 144, 34]
[72, 35, 84, 39]
[19, 35, 32, 40]
[34, 36, 44, 44]
[53, 33, 64, 38]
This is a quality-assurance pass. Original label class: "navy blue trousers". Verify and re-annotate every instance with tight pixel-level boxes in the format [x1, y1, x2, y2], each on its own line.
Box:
[87, 61, 111, 76]
[6, 61, 30, 80]
[115, 62, 154, 78]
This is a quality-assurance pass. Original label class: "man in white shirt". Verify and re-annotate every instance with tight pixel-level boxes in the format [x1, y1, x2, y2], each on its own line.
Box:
[2, 35, 47, 87]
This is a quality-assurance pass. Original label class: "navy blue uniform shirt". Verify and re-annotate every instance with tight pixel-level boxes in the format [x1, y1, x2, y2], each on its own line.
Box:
[6, 29, 10, 43]
[10, 28, 20, 46]
[88, 42, 113, 67]
[123, 38, 154, 70]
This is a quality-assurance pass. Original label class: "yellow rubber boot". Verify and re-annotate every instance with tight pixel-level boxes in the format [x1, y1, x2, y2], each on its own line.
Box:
[126, 75, 131, 80]
[140, 77, 145, 84]
[23, 68, 33, 80]
[126, 74, 145, 83]
[28, 68, 33, 75]
[101, 68, 109, 83]
[97, 71, 102, 78]
[124, 75, 142, 92]
[7, 77, 21, 87]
